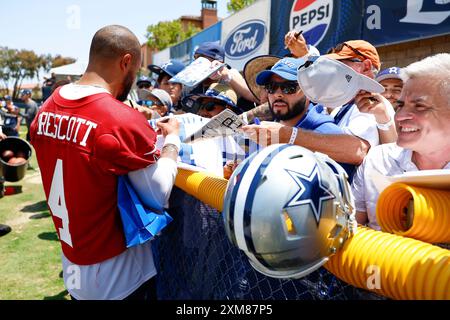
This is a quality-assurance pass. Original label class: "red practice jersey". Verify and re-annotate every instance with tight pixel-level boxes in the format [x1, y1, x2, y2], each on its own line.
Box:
[30, 88, 159, 265]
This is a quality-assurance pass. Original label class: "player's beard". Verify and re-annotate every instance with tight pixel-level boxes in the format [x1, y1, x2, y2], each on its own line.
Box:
[269, 96, 307, 121]
[117, 70, 135, 102]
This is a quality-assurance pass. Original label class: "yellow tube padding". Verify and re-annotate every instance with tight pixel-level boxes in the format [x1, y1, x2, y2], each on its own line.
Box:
[175, 168, 450, 300]
[325, 227, 450, 300]
[175, 168, 228, 211]
[377, 183, 450, 243]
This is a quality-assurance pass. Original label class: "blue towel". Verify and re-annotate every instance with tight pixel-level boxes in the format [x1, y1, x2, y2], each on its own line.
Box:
[117, 176, 173, 248]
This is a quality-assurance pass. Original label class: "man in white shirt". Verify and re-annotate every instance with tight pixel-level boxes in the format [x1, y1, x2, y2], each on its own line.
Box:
[326, 40, 397, 147]
[352, 53, 450, 229]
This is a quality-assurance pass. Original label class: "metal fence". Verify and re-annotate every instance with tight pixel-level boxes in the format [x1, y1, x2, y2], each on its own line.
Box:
[153, 187, 385, 300]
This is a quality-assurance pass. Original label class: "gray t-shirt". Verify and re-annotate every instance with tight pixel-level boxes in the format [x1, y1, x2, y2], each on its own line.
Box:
[23, 99, 38, 128]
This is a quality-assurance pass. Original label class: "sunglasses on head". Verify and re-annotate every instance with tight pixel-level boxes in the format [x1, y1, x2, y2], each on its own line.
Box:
[327, 42, 369, 62]
[264, 81, 299, 95]
[199, 100, 227, 112]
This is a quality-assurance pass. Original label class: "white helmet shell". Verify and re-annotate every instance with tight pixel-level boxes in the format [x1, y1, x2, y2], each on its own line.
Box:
[223, 144, 355, 279]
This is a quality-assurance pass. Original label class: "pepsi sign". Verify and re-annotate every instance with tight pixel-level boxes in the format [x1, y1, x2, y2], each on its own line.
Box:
[290, 0, 333, 47]
[224, 20, 267, 59]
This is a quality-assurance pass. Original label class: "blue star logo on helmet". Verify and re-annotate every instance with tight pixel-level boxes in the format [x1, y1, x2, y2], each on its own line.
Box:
[284, 166, 335, 224]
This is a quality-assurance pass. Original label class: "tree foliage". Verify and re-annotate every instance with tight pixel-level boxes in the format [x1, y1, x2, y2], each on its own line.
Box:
[146, 19, 201, 51]
[51, 55, 77, 68]
[0, 47, 75, 99]
[227, 0, 256, 13]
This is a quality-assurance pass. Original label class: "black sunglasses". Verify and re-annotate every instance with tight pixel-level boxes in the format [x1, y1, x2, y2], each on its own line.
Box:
[264, 81, 299, 95]
[327, 42, 369, 62]
[138, 84, 151, 89]
[199, 100, 227, 112]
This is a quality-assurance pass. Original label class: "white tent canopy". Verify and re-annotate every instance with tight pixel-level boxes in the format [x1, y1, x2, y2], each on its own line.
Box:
[50, 61, 87, 77]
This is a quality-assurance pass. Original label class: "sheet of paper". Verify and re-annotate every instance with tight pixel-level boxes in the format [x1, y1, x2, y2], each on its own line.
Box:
[183, 109, 245, 144]
[371, 169, 450, 193]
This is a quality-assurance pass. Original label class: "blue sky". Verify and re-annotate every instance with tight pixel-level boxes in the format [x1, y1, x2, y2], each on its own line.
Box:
[1, 0, 229, 63]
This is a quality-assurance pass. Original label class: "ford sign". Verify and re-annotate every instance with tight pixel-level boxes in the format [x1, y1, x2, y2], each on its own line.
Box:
[224, 20, 266, 59]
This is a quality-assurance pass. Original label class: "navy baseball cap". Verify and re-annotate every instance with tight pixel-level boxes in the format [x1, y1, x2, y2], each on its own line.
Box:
[20, 89, 32, 96]
[194, 42, 225, 62]
[256, 57, 305, 85]
[136, 76, 153, 86]
[376, 67, 402, 82]
[148, 60, 185, 77]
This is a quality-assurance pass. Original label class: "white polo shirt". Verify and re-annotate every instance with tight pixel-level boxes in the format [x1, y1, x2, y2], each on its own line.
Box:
[351, 143, 450, 230]
[336, 104, 379, 147]
[333, 96, 396, 148]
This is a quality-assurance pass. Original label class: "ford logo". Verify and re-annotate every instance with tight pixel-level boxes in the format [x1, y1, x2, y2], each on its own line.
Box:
[224, 20, 266, 59]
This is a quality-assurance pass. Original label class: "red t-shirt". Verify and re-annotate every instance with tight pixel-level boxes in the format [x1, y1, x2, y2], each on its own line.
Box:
[30, 88, 159, 265]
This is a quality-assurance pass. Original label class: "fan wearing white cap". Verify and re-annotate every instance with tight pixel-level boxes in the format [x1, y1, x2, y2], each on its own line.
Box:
[318, 40, 397, 147]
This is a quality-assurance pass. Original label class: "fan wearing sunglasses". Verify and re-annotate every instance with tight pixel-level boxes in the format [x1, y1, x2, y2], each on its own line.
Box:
[183, 83, 240, 119]
[133, 89, 173, 120]
[136, 76, 153, 103]
[247, 57, 343, 133]
[242, 57, 358, 177]
[241, 56, 402, 182]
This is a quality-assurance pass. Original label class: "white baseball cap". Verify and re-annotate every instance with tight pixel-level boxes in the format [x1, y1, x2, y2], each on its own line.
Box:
[297, 56, 385, 109]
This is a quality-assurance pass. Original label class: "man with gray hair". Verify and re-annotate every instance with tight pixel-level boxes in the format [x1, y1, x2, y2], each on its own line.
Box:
[351, 53, 450, 230]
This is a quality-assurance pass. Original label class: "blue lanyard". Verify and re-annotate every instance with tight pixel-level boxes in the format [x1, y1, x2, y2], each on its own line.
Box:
[333, 103, 352, 125]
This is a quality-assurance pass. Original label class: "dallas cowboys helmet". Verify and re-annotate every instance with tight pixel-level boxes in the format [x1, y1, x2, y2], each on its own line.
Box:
[223, 144, 355, 279]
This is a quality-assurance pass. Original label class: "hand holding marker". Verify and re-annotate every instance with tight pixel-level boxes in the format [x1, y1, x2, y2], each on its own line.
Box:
[285, 30, 303, 49]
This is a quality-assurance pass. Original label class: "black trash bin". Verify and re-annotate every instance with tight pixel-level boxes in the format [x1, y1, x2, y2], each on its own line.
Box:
[0, 137, 33, 182]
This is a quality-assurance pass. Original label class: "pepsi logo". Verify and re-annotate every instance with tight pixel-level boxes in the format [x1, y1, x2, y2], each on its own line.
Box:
[224, 20, 266, 59]
[290, 0, 333, 47]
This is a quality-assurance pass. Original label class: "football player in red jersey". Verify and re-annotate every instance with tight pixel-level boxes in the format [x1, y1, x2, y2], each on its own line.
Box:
[30, 25, 180, 300]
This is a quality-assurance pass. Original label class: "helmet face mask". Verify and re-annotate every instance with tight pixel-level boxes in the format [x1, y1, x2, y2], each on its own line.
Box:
[223, 144, 355, 279]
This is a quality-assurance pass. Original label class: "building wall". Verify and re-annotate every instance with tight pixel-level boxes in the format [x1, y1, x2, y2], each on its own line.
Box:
[181, 17, 203, 31]
[201, 8, 218, 29]
[377, 34, 450, 69]
[141, 44, 154, 69]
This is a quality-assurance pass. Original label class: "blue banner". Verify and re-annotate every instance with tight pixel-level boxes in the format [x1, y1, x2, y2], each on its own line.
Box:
[170, 22, 222, 65]
[363, 0, 450, 45]
[269, 0, 363, 56]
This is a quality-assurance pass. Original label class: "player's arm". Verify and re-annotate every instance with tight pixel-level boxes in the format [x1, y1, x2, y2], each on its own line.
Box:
[128, 118, 180, 210]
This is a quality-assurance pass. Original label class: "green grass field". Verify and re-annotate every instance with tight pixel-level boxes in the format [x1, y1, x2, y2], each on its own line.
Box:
[0, 126, 69, 300]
